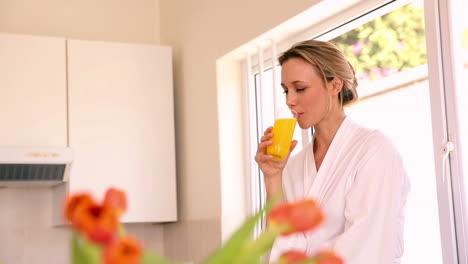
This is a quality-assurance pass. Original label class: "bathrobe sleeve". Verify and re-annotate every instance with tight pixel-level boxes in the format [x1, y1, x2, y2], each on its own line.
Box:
[331, 132, 409, 264]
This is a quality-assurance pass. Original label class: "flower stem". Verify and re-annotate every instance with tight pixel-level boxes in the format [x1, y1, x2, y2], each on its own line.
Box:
[118, 224, 127, 237]
[233, 224, 288, 264]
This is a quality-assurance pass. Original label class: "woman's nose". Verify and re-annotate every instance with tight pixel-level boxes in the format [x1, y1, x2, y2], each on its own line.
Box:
[286, 93, 296, 108]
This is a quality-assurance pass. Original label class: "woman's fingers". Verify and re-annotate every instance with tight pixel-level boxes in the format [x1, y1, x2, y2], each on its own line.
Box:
[284, 140, 298, 160]
[260, 132, 273, 142]
[290, 140, 298, 153]
[257, 140, 272, 154]
[255, 126, 275, 164]
[264, 126, 273, 135]
[255, 153, 273, 163]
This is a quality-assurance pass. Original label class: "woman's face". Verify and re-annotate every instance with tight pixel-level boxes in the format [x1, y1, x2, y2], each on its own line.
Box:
[281, 57, 330, 129]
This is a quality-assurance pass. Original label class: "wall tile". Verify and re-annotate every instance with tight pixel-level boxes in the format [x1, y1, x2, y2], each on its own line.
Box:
[164, 219, 221, 263]
[0, 188, 164, 264]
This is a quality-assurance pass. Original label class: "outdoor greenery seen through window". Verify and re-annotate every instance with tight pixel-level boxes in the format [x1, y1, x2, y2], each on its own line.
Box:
[331, 3, 426, 81]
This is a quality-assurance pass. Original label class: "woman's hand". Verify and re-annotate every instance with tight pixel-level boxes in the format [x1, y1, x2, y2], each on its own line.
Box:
[255, 126, 298, 179]
[255, 126, 297, 201]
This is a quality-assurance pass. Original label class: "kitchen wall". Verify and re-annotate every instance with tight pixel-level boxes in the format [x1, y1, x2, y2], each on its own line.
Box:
[0, 0, 160, 44]
[159, 0, 320, 262]
[0, 0, 163, 263]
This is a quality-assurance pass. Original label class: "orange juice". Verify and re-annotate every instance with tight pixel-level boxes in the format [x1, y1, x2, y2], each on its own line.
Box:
[267, 118, 297, 161]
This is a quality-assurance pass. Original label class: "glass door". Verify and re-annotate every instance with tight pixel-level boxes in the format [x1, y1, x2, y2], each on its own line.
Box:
[327, 1, 443, 262]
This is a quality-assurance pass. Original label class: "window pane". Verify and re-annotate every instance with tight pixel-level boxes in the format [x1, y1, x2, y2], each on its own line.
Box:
[461, 0, 468, 181]
[457, 0, 468, 252]
[330, 2, 442, 263]
[333, 2, 426, 85]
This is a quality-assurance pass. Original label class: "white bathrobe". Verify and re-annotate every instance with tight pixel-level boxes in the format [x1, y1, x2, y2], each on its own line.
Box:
[269, 117, 410, 264]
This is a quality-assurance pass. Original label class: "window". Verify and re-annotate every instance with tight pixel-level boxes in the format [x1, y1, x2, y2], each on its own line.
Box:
[329, 3, 442, 262]
[448, 0, 468, 261]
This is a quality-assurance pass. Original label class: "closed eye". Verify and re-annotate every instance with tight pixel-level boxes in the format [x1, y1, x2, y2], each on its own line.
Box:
[283, 87, 306, 94]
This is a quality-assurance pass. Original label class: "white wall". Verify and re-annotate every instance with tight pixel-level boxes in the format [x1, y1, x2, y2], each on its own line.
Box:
[159, 0, 321, 261]
[0, 0, 160, 44]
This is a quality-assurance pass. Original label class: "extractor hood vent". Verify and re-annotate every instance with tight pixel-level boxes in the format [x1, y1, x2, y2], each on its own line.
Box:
[0, 164, 66, 181]
[0, 147, 73, 187]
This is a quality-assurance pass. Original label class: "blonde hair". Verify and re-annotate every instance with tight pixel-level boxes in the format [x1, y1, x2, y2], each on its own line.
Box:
[278, 40, 358, 106]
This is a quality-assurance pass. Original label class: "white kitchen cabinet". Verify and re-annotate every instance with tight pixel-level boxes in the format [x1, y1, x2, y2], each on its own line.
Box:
[0, 33, 176, 223]
[64, 39, 177, 223]
[0, 33, 67, 147]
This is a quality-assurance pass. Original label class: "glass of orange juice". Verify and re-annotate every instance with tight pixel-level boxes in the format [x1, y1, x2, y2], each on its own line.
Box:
[267, 110, 297, 161]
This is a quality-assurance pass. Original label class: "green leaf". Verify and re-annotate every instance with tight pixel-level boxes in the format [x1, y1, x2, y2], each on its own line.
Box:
[271, 258, 317, 264]
[117, 224, 127, 238]
[231, 224, 286, 264]
[71, 233, 102, 264]
[201, 209, 264, 264]
[201, 194, 282, 264]
[293, 260, 317, 264]
[141, 251, 181, 264]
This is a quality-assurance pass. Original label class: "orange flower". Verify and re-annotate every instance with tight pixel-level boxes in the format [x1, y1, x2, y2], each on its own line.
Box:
[278, 250, 308, 263]
[73, 203, 119, 245]
[103, 187, 127, 217]
[312, 251, 344, 264]
[268, 200, 324, 235]
[64, 193, 94, 225]
[104, 236, 142, 264]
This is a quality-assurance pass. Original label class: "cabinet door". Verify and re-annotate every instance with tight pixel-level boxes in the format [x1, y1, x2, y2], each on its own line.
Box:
[67, 39, 177, 222]
[0, 34, 67, 147]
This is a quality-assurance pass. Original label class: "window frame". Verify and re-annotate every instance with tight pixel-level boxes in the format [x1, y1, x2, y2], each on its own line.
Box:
[424, 0, 468, 262]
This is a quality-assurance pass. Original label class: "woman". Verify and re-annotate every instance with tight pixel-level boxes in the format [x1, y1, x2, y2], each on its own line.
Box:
[255, 40, 410, 264]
